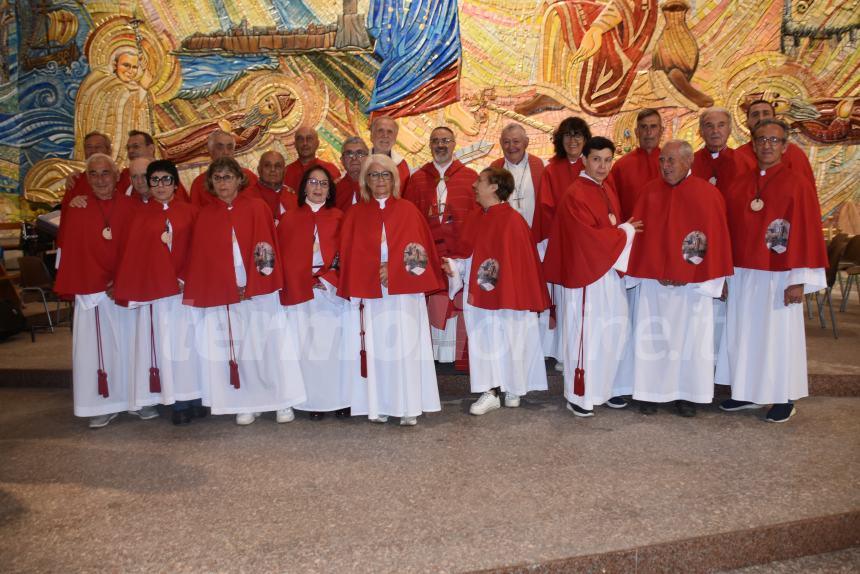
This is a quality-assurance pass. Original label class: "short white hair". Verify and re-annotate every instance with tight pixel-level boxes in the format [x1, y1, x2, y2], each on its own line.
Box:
[663, 139, 694, 161]
[85, 153, 117, 173]
[207, 129, 235, 150]
[699, 107, 732, 129]
[500, 123, 527, 138]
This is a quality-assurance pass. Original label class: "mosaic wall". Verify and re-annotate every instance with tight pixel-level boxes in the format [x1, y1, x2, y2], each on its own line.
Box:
[0, 0, 857, 222]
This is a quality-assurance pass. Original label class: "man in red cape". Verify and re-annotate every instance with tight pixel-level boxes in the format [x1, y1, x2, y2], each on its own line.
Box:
[489, 123, 545, 233]
[444, 166, 549, 416]
[403, 126, 478, 366]
[692, 107, 740, 196]
[370, 116, 411, 187]
[608, 108, 663, 220]
[247, 150, 296, 219]
[189, 130, 258, 209]
[60, 131, 112, 209]
[717, 119, 827, 423]
[55, 153, 148, 429]
[334, 136, 369, 212]
[543, 136, 641, 417]
[623, 140, 733, 418]
[283, 126, 341, 193]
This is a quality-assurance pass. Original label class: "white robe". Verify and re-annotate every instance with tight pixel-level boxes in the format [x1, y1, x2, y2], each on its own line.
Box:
[71, 294, 136, 417]
[192, 292, 307, 415]
[128, 294, 200, 407]
[716, 267, 825, 404]
[562, 223, 635, 409]
[626, 276, 726, 404]
[447, 257, 547, 396]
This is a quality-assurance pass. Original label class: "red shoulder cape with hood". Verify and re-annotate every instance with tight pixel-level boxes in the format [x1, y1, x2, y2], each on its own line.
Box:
[535, 155, 583, 241]
[277, 204, 343, 306]
[543, 175, 628, 289]
[183, 193, 282, 307]
[338, 197, 445, 299]
[627, 175, 734, 283]
[459, 202, 549, 311]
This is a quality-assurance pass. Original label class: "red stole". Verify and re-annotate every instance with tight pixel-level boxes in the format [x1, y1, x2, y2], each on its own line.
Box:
[283, 158, 341, 194]
[278, 205, 343, 306]
[54, 194, 138, 296]
[338, 197, 445, 299]
[535, 155, 583, 241]
[190, 167, 258, 208]
[183, 193, 282, 307]
[735, 141, 816, 188]
[335, 174, 361, 212]
[402, 159, 479, 258]
[724, 162, 827, 271]
[543, 175, 627, 288]
[608, 146, 661, 220]
[692, 147, 739, 196]
[114, 199, 196, 303]
[490, 154, 545, 239]
[627, 175, 733, 283]
[460, 203, 549, 311]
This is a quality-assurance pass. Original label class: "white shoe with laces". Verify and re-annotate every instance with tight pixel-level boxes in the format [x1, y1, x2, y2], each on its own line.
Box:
[470, 392, 501, 415]
[504, 393, 521, 408]
[276, 408, 295, 423]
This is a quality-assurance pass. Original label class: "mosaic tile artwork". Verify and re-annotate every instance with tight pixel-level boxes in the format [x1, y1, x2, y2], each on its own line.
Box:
[0, 0, 856, 221]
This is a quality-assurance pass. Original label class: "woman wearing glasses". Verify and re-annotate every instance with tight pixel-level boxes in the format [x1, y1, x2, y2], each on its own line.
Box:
[278, 167, 353, 421]
[183, 157, 307, 426]
[114, 160, 202, 424]
[338, 154, 445, 426]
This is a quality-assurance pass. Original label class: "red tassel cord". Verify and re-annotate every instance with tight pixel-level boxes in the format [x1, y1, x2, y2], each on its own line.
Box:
[95, 307, 109, 398]
[148, 305, 161, 393]
[227, 305, 240, 389]
[359, 301, 368, 378]
[573, 287, 586, 397]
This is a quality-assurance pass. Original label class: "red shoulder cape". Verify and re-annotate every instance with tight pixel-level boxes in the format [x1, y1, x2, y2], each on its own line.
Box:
[608, 146, 661, 220]
[277, 205, 343, 306]
[402, 159, 479, 258]
[735, 141, 815, 188]
[543, 176, 627, 288]
[114, 199, 196, 302]
[627, 175, 734, 283]
[536, 155, 583, 241]
[460, 203, 549, 311]
[183, 193, 282, 307]
[338, 197, 445, 299]
[335, 174, 361, 212]
[691, 147, 740, 196]
[724, 162, 827, 271]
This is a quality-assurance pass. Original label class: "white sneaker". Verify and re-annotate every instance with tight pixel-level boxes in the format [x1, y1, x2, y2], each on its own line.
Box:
[89, 412, 119, 429]
[400, 416, 418, 426]
[128, 406, 159, 420]
[370, 416, 389, 423]
[470, 391, 501, 415]
[275, 408, 295, 423]
[554, 361, 565, 373]
[235, 412, 260, 426]
[504, 393, 521, 408]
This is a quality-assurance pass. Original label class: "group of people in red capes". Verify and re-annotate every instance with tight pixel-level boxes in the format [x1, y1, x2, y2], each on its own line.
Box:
[54, 99, 826, 429]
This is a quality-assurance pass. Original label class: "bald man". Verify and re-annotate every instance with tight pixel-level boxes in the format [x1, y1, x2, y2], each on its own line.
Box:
[283, 126, 341, 193]
[189, 129, 258, 208]
[370, 115, 410, 186]
[251, 150, 297, 218]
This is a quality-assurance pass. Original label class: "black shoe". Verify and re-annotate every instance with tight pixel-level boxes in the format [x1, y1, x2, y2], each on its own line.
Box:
[309, 411, 325, 421]
[334, 407, 351, 419]
[565, 402, 594, 418]
[172, 410, 191, 426]
[605, 396, 628, 409]
[190, 405, 210, 419]
[675, 400, 697, 418]
[719, 399, 760, 412]
[639, 401, 658, 415]
[765, 402, 796, 423]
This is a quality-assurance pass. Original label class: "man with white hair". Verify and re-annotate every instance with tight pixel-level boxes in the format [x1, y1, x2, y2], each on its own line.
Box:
[370, 115, 410, 186]
[622, 140, 733, 418]
[489, 123, 545, 230]
[54, 154, 155, 428]
[692, 107, 739, 195]
[61, 131, 112, 208]
[189, 129, 258, 208]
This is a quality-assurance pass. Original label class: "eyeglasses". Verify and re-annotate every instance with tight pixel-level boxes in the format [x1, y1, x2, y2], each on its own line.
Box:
[212, 174, 236, 183]
[306, 178, 330, 188]
[755, 136, 787, 146]
[148, 175, 174, 187]
[343, 151, 368, 159]
[368, 171, 393, 181]
[563, 132, 585, 141]
[429, 137, 454, 145]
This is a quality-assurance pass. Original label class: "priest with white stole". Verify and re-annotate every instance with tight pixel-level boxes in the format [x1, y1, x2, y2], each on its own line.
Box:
[443, 166, 550, 415]
[624, 140, 734, 417]
[543, 137, 642, 417]
[717, 119, 827, 423]
[54, 153, 147, 428]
